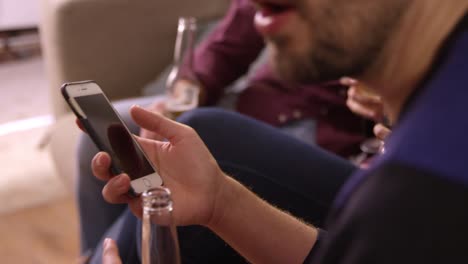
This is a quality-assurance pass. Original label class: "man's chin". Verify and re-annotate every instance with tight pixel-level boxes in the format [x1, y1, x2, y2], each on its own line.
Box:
[270, 46, 356, 84]
[270, 51, 320, 84]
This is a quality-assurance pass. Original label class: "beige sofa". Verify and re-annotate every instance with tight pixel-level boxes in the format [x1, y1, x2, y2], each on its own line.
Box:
[39, 0, 229, 187]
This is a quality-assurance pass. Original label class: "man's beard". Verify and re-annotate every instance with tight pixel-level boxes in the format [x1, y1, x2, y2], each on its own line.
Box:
[269, 35, 376, 84]
[268, 0, 408, 84]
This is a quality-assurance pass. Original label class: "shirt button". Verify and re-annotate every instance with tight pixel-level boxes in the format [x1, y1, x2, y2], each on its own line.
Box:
[278, 113, 288, 123]
[320, 107, 329, 116]
[293, 110, 302, 119]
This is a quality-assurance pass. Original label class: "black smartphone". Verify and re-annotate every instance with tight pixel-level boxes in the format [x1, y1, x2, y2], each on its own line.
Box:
[61, 80, 162, 194]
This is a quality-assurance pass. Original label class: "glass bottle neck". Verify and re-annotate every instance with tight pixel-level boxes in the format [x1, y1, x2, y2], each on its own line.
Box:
[173, 17, 197, 69]
[142, 187, 174, 224]
[141, 187, 181, 264]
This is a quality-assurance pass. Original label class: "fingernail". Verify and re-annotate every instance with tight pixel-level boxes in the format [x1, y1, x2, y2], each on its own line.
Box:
[95, 154, 104, 166]
[132, 104, 141, 109]
[104, 238, 111, 248]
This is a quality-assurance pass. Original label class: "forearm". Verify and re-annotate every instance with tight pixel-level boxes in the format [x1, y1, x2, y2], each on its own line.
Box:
[208, 176, 318, 264]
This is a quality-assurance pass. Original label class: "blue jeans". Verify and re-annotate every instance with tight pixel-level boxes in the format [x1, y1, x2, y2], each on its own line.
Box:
[77, 103, 356, 263]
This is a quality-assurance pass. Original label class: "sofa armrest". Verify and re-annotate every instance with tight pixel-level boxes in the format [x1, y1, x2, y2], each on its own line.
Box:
[40, 0, 229, 118]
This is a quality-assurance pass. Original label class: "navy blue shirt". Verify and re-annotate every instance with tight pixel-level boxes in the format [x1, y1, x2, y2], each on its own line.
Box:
[306, 15, 468, 264]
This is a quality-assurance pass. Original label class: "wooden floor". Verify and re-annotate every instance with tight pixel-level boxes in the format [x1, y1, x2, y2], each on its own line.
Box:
[0, 195, 79, 263]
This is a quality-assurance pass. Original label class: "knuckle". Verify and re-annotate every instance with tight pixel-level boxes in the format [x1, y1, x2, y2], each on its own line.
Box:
[186, 126, 196, 135]
[180, 125, 196, 138]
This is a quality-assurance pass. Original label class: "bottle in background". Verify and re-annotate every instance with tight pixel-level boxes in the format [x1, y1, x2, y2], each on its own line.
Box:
[141, 187, 181, 264]
[165, 17, 201, 119]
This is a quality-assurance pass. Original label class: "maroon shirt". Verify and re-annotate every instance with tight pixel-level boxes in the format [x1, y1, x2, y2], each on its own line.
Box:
[192, 0, 365, 157]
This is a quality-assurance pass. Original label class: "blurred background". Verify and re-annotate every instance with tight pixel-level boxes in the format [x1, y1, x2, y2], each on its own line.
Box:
[0, 0, 228, 262]
[0, 0, 78, 263]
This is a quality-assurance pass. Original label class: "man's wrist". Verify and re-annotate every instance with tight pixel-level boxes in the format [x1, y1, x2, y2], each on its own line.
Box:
[206, 175, 244, 229]
[204, 174, 320, 263]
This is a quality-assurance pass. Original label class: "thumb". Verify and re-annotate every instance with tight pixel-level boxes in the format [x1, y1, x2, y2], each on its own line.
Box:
[130, 105, 190, 143]
[102, 238, 122, 264]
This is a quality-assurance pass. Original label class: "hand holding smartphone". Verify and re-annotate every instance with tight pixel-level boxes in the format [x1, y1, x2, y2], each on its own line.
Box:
[61, 80, 163, 194]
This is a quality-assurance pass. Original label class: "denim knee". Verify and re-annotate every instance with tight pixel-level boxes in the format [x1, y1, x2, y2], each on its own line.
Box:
[177, 108, 234, 140]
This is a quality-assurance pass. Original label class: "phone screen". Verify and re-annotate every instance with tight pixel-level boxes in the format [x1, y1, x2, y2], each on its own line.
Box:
[75, 94, 155, 180]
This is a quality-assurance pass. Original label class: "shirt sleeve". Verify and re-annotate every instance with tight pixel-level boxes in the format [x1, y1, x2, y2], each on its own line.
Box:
[309, 162, 468, 264]
[191, 0, 265, 105]
[303, 229, 327, 263]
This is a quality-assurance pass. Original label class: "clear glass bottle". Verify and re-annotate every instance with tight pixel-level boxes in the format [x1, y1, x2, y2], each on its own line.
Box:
[141, 187, 181, 264]
[165, 17, 201, 119]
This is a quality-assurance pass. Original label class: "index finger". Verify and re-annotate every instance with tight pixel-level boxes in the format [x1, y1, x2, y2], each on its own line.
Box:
[130, 105, 192, 144]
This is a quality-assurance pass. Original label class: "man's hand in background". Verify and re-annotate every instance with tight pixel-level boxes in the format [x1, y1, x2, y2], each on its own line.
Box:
[340, 77, 385, 123]
[374, 123, 391, 141]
